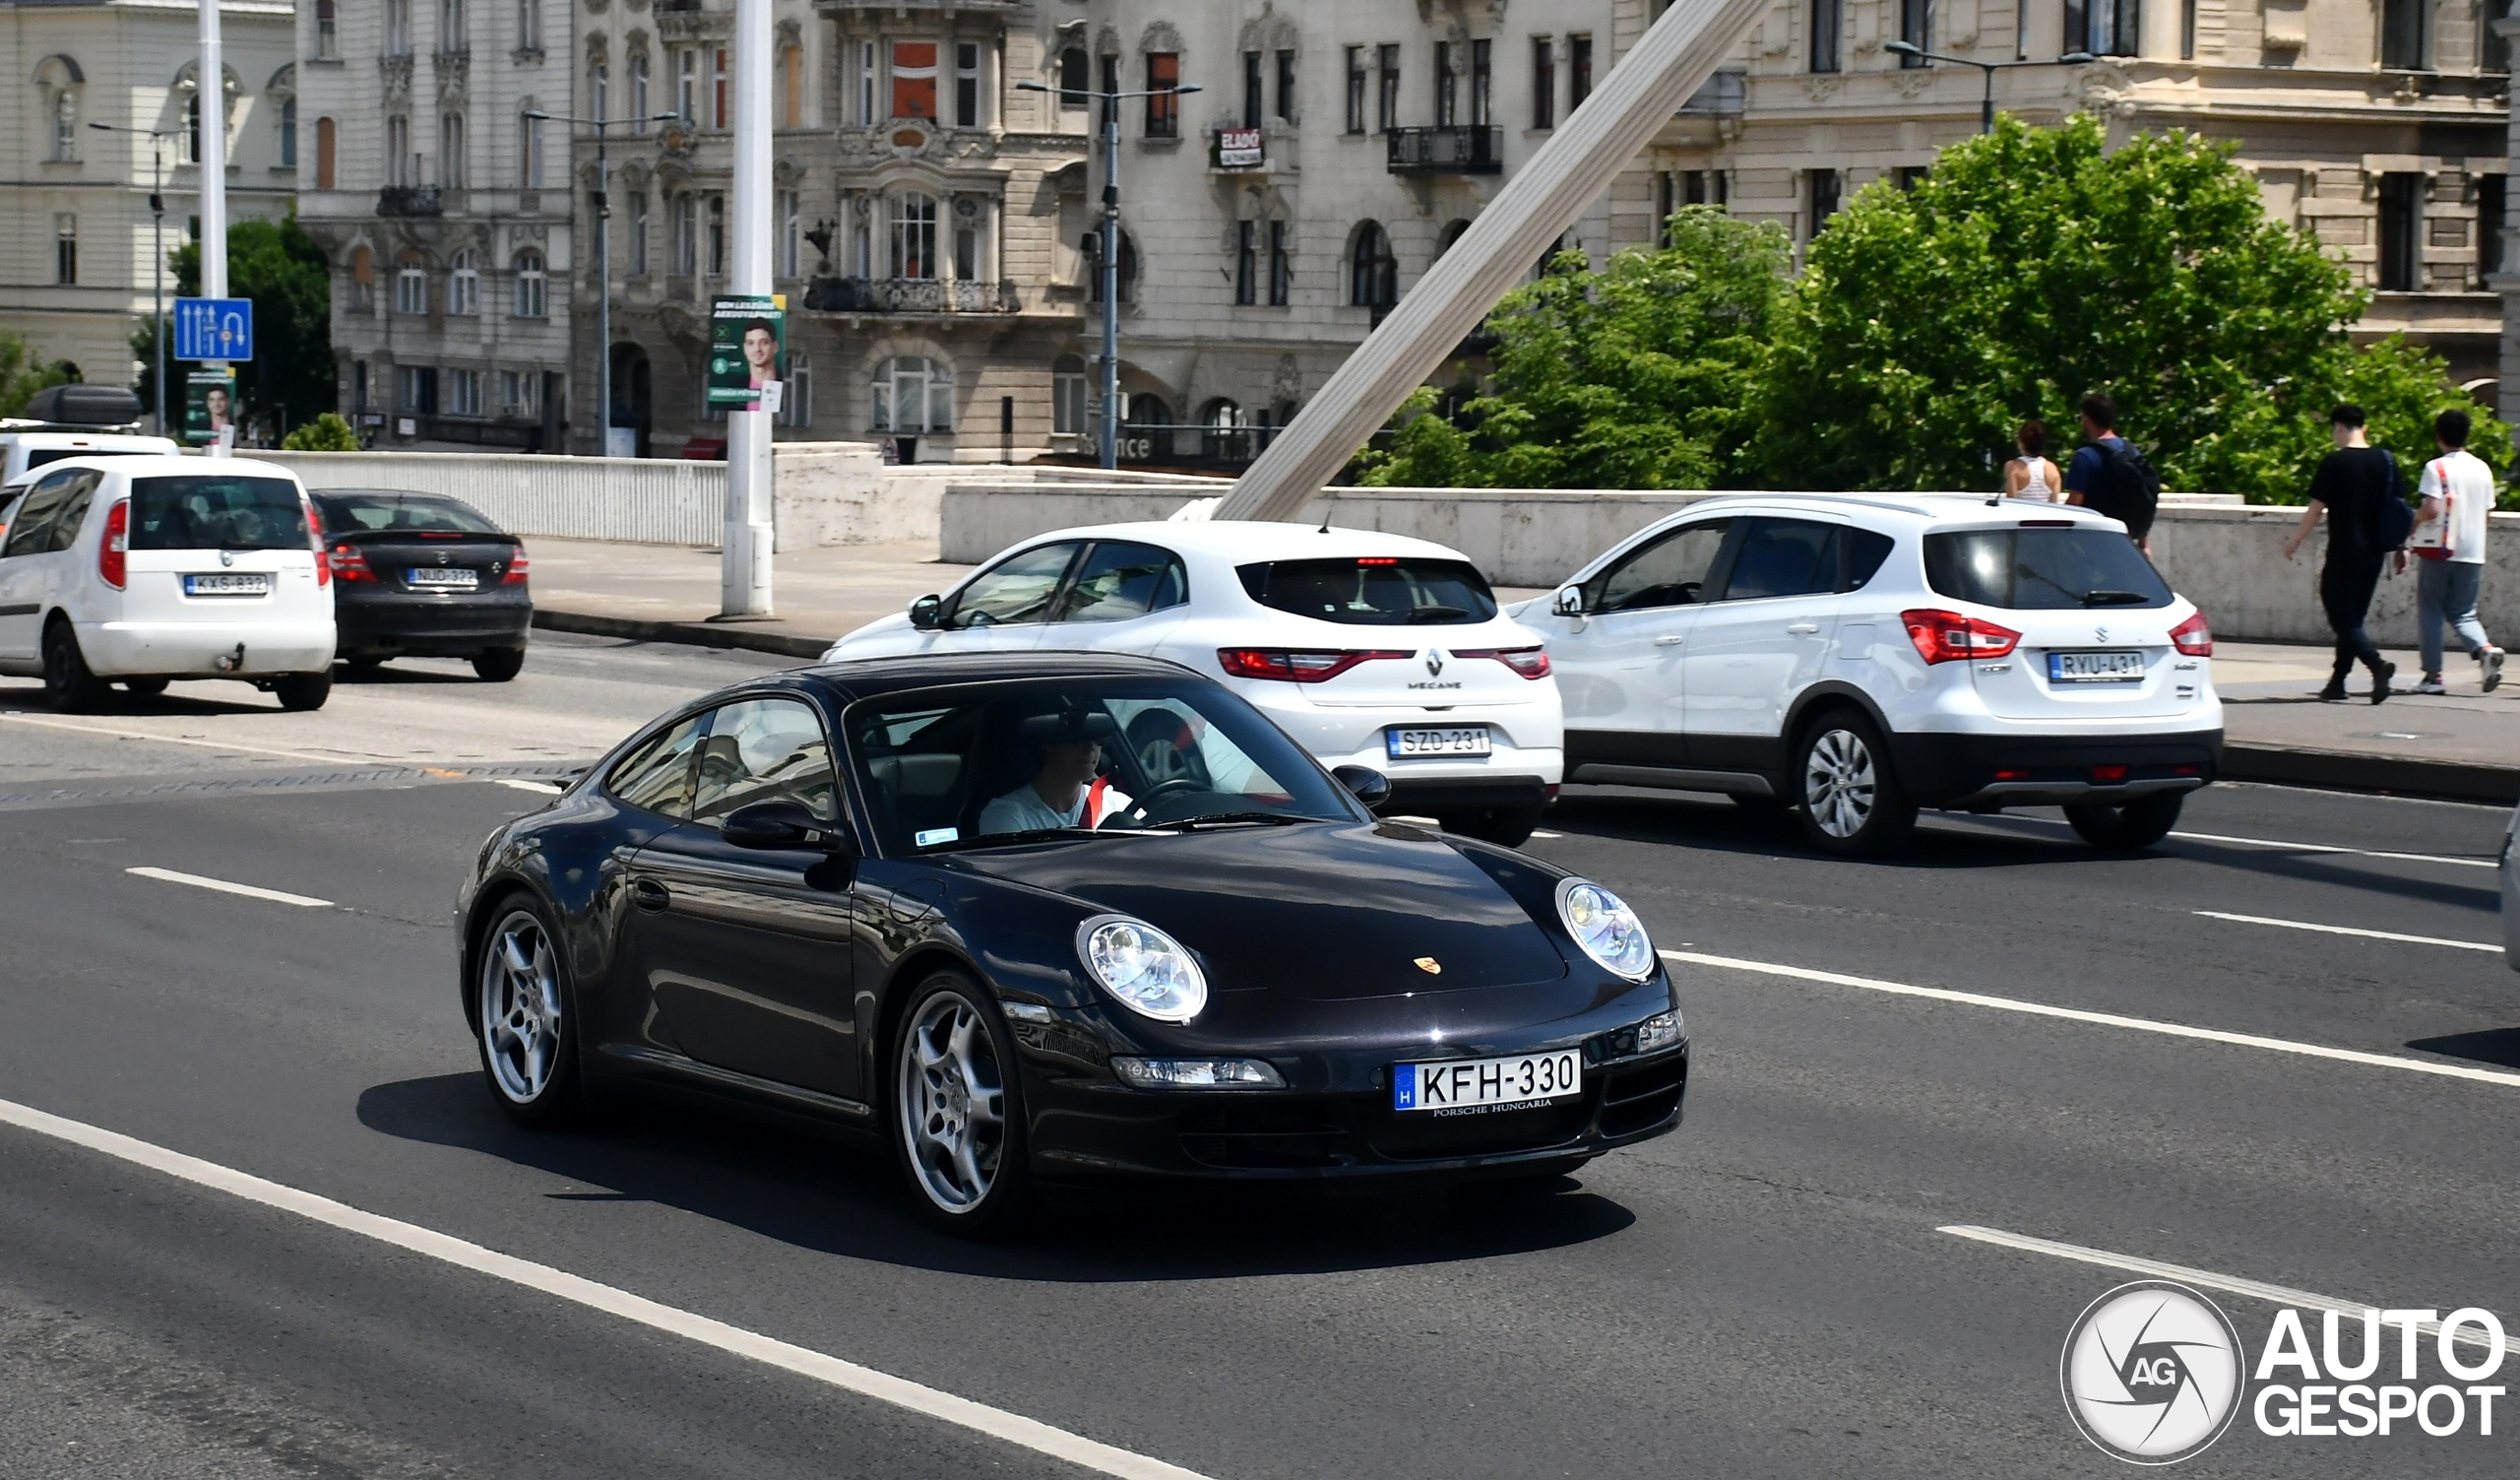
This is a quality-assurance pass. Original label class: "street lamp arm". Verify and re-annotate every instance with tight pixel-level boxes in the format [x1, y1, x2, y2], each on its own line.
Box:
[1017, 78, 1202, 98]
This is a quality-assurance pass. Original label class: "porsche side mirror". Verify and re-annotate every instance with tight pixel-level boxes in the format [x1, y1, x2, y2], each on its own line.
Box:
[909, 594, 944, 630]
[1332, 765, 1392, 810]
[1550, 586, 1585, 617]
[722, 800, 849, 853]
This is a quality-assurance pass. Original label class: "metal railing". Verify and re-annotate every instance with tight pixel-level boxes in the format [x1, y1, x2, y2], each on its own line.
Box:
[800, 277, 1021, 313]
[1386, 124, 1503, 175]
[267, 450, 726, 546]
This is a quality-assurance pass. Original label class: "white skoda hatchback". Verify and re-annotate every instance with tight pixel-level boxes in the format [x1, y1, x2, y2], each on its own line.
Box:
[1524, 495, 2219, 855]
[0, 456, 337, 710]
[824, 521, 1565, 844]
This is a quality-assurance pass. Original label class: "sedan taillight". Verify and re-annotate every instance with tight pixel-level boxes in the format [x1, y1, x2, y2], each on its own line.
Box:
[502, 547, 530, 586]
[1455, 645, 1551, 678]
[2170, 610, 2212, 657]
[1901, 609, 2021, 665]
[97, 499, 128, 589]
[1217, 648, 1408, 682]
[328, 543, 376, 582]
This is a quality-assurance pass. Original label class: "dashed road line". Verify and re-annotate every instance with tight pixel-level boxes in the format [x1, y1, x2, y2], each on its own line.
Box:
[0, 710, 352, 763]
[125, 867, 335, 909]
[2192, 911, 2500, 953]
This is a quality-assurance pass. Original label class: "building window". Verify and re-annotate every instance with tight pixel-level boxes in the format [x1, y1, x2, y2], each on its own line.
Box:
[440, 111, 466, 188]
[1470, 39, 1492, 126]
[352, 360, 368, 412]
[396, 259, 429, 314]
[1350, 221, 1396, 311]
[2069, 0, 2141, 57]
[890, 192, 938, 279]
[1275, 48, 1295, 121]
[513, 250, 547, 315]
[677, 49, 698, 122]
[440, 0, 466, 53]
[1234, 220, 1256, 305]
[707, 192, 724, 276]
[631, 53, 650, 132]
[1242, 50, 1263, 128]
[857, 41, 878, 124]
[1897, 0, 1927, 65]
[50, 84, 77, 161]
[317, 0, 338, 58]
[1569, 33, 1592, 108]
[386, 114, 410, 184]
[871, 355, 953, 433]
[2179, 0, 2197, 58]
[1345, 47, 1366, 133]
[2377, 172, 2422, 290]
[1058, 46, 1091, 108]
[1146, 51, 1180, 137]
[1086, 229, 1137, 302]
[675, 194, 697, 275]
[54, 215, 76, 286]
[2489, 0, 2513, 75]
[517, 0, 540, 53]
[779, 352, 813, 428]
[1895, 165, 1929, 191]
[1434, 41, 1457, 127]
[780, 190, 800, 278]
[629, 191, 649, 273]
[518, 109, 542, 188]
[2482, 174, 2507, 279]
[2380, 0, 2427, 68]
[893, 41, 938, 119]
[386, 0, 411, 58]
[349, 245, 374, 310]
[1532, 37, 1555, 128]
[1052, 354, 1087, 435]
[1268, 220, 1290, 305]
[1810, 0, 1842, 73]
[448, 247, 479, 313]
[501, 368, 537, 418]
[712, 47, 728, 128]
[955, 42, 980, 127]
[186, 94, 201, 164]
[592, 62, 608, 123]
[1375, 44, 1400, 133]
[315, 116, 336, 188]
[1806, 168, 1843, 241]
[281, 97, 299, 167]
[399, 365, 437, 414]
[446, 367, 482, 418]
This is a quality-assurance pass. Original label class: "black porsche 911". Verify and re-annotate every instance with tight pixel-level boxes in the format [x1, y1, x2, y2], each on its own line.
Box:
[457, 652, 1688, 1232]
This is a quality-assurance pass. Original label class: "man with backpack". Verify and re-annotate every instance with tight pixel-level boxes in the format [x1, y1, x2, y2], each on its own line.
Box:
[2282, 404, 2403, 703]
[2063, 394, 2162, 555]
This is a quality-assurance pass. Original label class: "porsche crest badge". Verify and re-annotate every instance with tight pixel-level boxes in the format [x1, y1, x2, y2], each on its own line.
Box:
[1414, 956, 1442, 974]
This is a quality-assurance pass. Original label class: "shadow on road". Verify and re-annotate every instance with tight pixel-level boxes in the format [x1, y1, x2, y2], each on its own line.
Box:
[2405, 1027, 2520, 1070]
[356, 1072, 1636, 1280]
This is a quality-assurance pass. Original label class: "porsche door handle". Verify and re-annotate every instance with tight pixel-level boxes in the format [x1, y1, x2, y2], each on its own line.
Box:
[1786, 622, 1821, 635]
[632, 878, 670, 912]
[1653, 634, 1685, 646]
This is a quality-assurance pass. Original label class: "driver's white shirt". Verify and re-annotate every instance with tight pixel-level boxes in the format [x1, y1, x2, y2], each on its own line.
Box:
[978, 779, 1132, 835]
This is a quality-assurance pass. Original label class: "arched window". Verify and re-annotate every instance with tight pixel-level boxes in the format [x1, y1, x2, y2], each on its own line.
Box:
[1435, 219, 1472, 257]
[281, 98, 298, 168]
[889, 192, 938, 279]
[38, 58, 82, 161]
[1085, 229, 1137, 303]
[54, 88, 78, 161]
[870, 355, 953, 433]
[1057, 46, 1091, 109]
[781, 44, 803, 127]
[395, 253, 430, 315]
[440, 0, 467, 52]
[440, 111, 466, 188]
[1051, 353, 1087, 434]
[315, 116, 338, 189]
[1200, 399, 1246, 462]
[1122, 393, 1172, 462]
[518, 107, 544, 189]
[1350, 222, 1396, 312]
[186, 94, 202, 163]
[349, 243, 375, 310]
[448, 248, 479, 314]
[512, 249, 547, 316]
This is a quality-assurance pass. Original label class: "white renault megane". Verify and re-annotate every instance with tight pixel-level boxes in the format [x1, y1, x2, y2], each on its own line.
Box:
[823, 521, 1565, 844]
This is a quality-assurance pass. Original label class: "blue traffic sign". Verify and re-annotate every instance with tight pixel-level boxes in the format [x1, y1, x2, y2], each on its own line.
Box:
[173, 296, 253, 361]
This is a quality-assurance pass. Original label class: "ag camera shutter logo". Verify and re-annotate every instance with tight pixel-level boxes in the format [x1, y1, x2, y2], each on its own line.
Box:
[2060, 1281, 2243, 1464]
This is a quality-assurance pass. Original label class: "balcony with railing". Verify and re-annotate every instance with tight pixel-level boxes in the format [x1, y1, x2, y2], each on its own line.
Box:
[377, 185, 443, 217]
[1387, 125, 1502, 175]
[800, 277, 1021, 314]
[1678, 70, 1746, 118]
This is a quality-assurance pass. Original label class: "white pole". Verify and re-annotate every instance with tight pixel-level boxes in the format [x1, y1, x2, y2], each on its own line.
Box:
[198, 0, 231, 455]
[719, 0, 774, 616]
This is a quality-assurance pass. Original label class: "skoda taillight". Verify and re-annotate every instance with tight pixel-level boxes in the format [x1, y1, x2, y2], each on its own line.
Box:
[97, 499, 128, 589]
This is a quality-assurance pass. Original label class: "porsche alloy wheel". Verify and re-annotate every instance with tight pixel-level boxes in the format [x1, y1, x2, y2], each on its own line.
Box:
[894, 978, 1028, 1231]
[475, 904, 578, 1123]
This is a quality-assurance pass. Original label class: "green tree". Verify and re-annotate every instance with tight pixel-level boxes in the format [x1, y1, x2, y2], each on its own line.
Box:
[0, 332, 80, 418]
[133, 215, 335, 436]
[281, 412, 364, 451]
[1356, 207, 1790, 488]
[1758, 114, 2504, 500]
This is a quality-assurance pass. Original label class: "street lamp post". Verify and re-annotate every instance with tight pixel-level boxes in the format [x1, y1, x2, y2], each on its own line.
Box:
[1018, 77, 1200, 469]
[91, 120, 178, 435]
[525, 108, 677, 457]
[1883, 42, 2096, 135]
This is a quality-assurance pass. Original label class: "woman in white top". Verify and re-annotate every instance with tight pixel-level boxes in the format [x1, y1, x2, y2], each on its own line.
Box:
[2002, 420, 2063, 501]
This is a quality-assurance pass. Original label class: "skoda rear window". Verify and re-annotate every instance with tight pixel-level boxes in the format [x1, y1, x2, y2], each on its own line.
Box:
[1922, 527, 2173, 611]
[1237, 556, 1498, 625]
[130, 475, 309, 550]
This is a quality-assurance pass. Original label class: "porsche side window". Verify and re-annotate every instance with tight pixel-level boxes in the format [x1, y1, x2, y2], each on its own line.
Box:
[1052, 542, 1188, 623]
[1106, 698, 1270, 797]
[607, 713, 707, 818]
[1591, 519, 1729, 613]
[946, 542, 1081, 629]
[691, 698, 840, 826]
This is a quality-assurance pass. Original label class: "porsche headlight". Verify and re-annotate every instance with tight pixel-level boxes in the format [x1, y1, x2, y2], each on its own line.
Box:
[1077, 915, 1209, 1022]
[1554, 877, 1656, 981]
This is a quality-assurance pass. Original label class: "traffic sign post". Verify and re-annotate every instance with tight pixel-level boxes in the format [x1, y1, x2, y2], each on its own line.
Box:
[173, 297, 253, 362]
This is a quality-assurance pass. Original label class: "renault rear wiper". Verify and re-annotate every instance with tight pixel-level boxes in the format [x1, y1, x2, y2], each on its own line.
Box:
[1407, 606, 1472, 623]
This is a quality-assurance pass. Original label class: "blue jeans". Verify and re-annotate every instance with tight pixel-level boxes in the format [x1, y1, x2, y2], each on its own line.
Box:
[2417, 558, 2491, 674]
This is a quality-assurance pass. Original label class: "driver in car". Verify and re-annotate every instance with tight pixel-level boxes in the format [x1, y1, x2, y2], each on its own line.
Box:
[979, 709, 1133, 835]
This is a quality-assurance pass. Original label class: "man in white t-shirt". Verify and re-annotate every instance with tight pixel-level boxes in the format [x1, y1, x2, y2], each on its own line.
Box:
[978, 710, 1133, 835]
[2407, 408, 2504, 695]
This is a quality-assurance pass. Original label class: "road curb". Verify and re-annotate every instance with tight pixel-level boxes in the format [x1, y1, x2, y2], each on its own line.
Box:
[533, 608, 830, 661]
[2221, 742, 2520, 805]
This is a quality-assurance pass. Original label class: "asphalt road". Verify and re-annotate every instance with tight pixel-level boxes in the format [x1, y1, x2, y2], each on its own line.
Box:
[1, 638, 2514, 1477]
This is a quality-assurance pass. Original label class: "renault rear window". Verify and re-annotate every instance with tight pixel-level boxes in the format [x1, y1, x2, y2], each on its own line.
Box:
[1922, 527, 2173, 610]
[129, 475, 309, 551]
[1237, 556, 1498, 625]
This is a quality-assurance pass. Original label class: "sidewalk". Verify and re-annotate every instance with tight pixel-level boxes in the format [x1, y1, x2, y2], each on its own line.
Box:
[526, 538, 2520, 803]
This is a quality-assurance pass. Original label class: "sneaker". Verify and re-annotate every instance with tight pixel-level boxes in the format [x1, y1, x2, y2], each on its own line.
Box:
[2370, 660, 2396, 704]
[2414, 676, 2448, 695]
[2482, 646, 2506, 693]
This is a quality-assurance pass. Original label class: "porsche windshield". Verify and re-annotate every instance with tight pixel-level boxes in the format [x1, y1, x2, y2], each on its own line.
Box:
[847, 679, 1356, 853]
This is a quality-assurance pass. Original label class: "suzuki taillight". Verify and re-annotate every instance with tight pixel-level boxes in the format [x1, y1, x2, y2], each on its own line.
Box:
[1216, 648, 1408, 681]
[1901, 609, 2021, 665]
[1457, 645, 1552, 678]
[328, 543, 376, 582]
[503, 547, 530, 586]
[98, 499, 128, 589]
[2170, 610, 2212, 657]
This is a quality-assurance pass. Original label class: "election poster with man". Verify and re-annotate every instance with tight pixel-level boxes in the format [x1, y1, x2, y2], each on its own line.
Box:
[707, 295, 787, 413]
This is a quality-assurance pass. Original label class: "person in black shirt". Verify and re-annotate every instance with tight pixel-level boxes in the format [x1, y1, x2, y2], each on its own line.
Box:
[2282, 403, 2400, 702]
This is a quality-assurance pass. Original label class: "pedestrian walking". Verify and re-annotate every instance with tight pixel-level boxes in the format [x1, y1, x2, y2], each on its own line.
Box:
[2001, 420, 2064, 501]
[2282, 404, 2400, 703]
[2062, 394, 2162, 554]
[2406, 407, 2504, 695]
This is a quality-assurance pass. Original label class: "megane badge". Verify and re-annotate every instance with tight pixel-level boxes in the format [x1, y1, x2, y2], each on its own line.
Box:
[1425, 651, 1446, 677]
[1414, 956, 1442, 974]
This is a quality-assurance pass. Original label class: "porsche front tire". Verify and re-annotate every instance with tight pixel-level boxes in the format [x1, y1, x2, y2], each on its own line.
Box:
[892, 972, 1034, 1236]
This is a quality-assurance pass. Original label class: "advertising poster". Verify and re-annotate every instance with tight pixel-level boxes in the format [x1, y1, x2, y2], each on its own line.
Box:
[184, 368, 237, 446]
[707, 294, 787, 410]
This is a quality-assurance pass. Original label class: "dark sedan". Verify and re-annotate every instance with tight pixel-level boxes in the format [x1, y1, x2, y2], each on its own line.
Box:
[311, 488, 531, 680]
[456, 652, 1687, 1233]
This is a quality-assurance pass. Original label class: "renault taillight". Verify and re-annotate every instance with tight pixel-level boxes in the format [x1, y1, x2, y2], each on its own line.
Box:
[1216, 648, 1408, 681]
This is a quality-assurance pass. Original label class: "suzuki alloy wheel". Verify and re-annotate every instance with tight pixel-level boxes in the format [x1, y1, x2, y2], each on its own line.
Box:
[1794, 711, 1916, 857]
[474, 902, 583, 1126]
[892, 973, 1032, 1235]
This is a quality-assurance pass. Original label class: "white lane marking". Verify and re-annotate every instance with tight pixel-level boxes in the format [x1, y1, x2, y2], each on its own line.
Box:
[1660, 949, 2520, 1089]
[2193, 911, 2501, 953]
[1989, 813, 2495, 869]
[1528, 829, 1565, 840]
[494, 778, 565, 795]
[125, 867, 335, 909]
[1939, 1225, 2517, 1358]
[0, 711, 352, 764]
[0, 1095, 1216, 1480]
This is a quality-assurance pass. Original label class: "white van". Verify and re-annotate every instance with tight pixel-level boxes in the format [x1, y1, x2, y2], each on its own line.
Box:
[0, 456, 337, 710]
[0, 427, 180, 484]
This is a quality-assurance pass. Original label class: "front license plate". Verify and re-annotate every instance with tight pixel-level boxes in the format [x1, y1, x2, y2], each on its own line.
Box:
[1387, 725, 1492, 758]
[2048, 650, 2145, 684]
[1393, 1050, 1581, 1113]
[182, 572, 271, 597]
[407, 567, 479, 588]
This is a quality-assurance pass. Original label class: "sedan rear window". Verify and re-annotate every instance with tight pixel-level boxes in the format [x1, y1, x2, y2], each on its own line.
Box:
[1238, 556, 1497, 625]
[315, 490, 503, 536]
[130, 475, 309, 551]
[1922, 527, 2173, 611]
